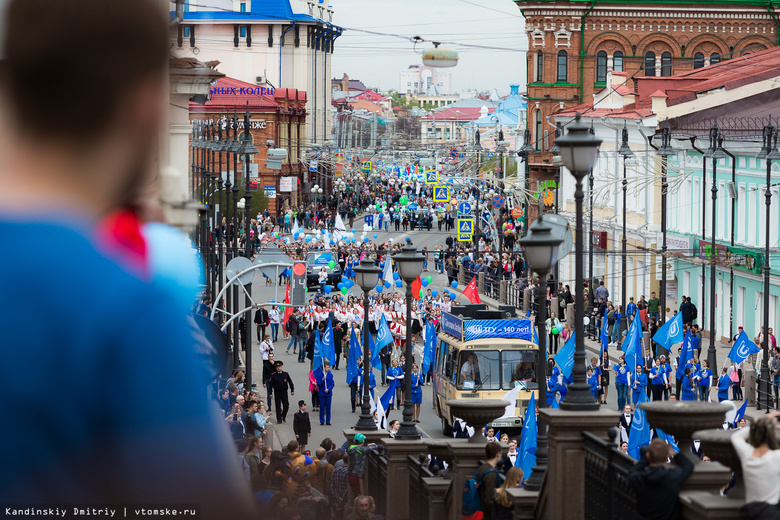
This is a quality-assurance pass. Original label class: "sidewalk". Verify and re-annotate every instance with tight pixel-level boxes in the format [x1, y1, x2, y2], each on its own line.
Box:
[460, 288, 769, 420]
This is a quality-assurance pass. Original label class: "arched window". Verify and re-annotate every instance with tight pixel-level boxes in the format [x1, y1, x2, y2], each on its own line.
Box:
[661, 52, 672, 76]
[711, 52, 721, 64]
[644, 52, 656, 76]
[557, 50, 568, 82]
[596, 50, 608, 83]
[535, 110, 543, 151]
[693, 52, 705, 69]
[536, 50, 543, 82]
[614, 51, 624, 72]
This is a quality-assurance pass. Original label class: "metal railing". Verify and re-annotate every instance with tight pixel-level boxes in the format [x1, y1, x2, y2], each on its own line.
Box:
[756, 369, 779, 412]
[583, 428, 637, 520]
[408, 454, 435, 520]
[483, 273, 501, 300]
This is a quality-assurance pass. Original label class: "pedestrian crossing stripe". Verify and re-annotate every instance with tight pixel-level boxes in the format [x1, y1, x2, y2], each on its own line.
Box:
[457, 218, 474, 234]
[433, 186, 450, 202]
[424, 170, 438, 185]
[458, 233, 473, 242]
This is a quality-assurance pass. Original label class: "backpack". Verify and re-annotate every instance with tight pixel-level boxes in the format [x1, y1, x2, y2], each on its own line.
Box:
[461, 466, 498, 519]
[690, 304, 698, 320]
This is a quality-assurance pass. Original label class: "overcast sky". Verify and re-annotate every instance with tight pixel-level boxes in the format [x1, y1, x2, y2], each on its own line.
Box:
[330, 0, 527, 95]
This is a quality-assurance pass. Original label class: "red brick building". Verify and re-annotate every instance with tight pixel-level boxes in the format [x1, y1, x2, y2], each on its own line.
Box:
[516, 0, 778, 187]
[189, 76, 307, 215]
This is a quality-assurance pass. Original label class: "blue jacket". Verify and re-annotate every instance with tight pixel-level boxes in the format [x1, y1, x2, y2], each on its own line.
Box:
[650, 366, 666, 386]
[697, 368, 712, 387]
[546, 377, 557, 406]
[588, 374, 600, 396]
[614, 363, 629, 384]
[626, 302, 637, 317]
[387, 366, 404, 388]
[681, 376, 696, 401]
[632, 372, 647, 391]
[411, 373, 423, 395]
[316, 370, 335, 397]
[718, 374, 731, 400]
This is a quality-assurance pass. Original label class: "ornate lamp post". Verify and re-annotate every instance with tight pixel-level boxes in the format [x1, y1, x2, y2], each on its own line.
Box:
[392, 245, 425, 440]
[618, 124, 634, 332]
[520, 129, 535, 242]
[703, 125, 725, 373]
[354, 258, 383, 430]
[555, 113, 602, 411]
[755, 123, 779, 411]
[519, 215, 564, 491]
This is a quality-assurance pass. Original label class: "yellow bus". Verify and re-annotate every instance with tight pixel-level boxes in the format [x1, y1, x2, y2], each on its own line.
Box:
[433, 311, 540, 436]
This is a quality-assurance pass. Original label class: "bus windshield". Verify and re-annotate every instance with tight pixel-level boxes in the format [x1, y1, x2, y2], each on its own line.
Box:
[455, 349, 537, 391]
[502, 350, 537, 390]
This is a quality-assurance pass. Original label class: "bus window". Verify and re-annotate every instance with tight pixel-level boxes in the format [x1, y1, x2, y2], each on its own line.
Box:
[457, 351, 500, 390]
[445, 347, 454, 380]
[503, 351, 536, 390]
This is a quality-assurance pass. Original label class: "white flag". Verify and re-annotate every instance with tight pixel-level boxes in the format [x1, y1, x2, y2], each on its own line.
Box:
[499, 385, 521, 419]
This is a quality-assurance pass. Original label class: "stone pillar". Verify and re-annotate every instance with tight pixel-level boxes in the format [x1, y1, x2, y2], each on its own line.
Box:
[458, 265, 466, 286]
[379, 438, 429, 520]
[679, 490, 745, 520]
[423, 477, 451, 520]
[342, 428, 389, 446]
[500, 280, 507, 304]
[744, 365, 756, 405]
[539, 408, 620, 519]
[523, 288, 531, 314]
[478, 272, 485, 293]
[551, 296, 559, 319]
[566, 302, 574, 324]
[444, 440, 488, 520]
[506, 488, 540, 520]
[642, 330, 650, 355]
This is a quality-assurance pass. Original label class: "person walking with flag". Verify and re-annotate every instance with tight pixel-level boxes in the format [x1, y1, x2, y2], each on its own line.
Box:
[649, 358, 668, 402]
[411, 363, 423, 423]
[632, 364, 647, 406]
[718, 367, 732, 402]
[696, 360, 712, 402]
[614, 355, 630, 411]
[387, 358, 404, 410]
[681, 367, 696, 401]
[316, 360, 335, 425]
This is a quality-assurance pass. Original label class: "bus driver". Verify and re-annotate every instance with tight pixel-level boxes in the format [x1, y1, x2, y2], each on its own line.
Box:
[460, 353, 482, 385]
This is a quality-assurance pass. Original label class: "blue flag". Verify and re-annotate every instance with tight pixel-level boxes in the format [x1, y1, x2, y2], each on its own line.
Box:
[600, 306, 610, 356]
[422, 321, 436, 376]
[323, 318, 336, 366]
[656, 428, 679, 453]
[313, 327, 324, 379]
[676, 331, 695, 379]
[733, 399, 748, 426]
[551, 396, 560, 409]
[652, 311, 684, 351]
[728, 331, 761, 364]
[376, 314, 394, 350]
[346, 328, 360, 384]
[367, 326, 381, 370]
[623, 310, 643, 374]
[553, 330, 576, 378]
[379, 380, 395, 411]
[519, 392, 538, 482]
[533, 322, 539, 345]
[627, 395, 651, 460]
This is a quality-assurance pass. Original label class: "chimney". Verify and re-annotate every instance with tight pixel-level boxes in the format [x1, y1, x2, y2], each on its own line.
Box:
[342, 73, 349, 92]
[650, 90, 668, 119]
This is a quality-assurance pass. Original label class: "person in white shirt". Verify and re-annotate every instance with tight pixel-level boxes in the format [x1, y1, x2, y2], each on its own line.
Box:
[503, 438, 520, 474]
[268, 306, 281, 342]
[731, 411, 780, 509]
[259, 335, 273, 361]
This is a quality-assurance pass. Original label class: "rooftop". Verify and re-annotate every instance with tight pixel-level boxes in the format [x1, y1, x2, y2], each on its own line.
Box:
[190, 76, 280, 111]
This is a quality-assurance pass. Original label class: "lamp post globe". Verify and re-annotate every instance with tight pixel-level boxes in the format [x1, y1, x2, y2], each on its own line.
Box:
[353, 258, 383, 431]
[391, 245, 425, 440]
[554, 113, 602, 411]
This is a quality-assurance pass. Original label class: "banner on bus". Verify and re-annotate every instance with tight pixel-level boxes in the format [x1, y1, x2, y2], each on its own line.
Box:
[441, 312, 535, 342]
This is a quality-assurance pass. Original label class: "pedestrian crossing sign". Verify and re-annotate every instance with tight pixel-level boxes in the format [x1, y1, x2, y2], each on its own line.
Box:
[433, 186, 450, 202]
[458, 233, 473, 242]
[457, 218, 474, 235]
[424, 170, 438, 184]
[362, 160, 372, 173]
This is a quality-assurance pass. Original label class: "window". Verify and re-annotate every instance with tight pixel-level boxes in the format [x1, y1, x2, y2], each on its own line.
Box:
[694, 52, 704, 69]
[240, 2, 246, 12]
[240, 26, 247, 38]
[457, 351, 500, 390]
[183, 26, 190, 38]
[614, 51, 624, 72]
[661, 52, 672, 76]
[502, 351, 537, 390]
[711, 53, 721, 64]
[557, 50, 568, 82]
[536, 50, 543, 82]
[535, 110, 542, 151]
[407, 82, 411, 86]
[644, 52, 656, 76]
[596, 50, 607, 83]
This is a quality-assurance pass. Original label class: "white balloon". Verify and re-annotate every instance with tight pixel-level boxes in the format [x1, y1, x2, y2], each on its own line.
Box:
[583, 317, 590, 326]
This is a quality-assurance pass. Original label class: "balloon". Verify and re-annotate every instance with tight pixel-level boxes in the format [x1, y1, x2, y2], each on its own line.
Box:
[384, 281, 391, 288]
[364, 237, 369, 243]
[421, 279, 429, 287]
[426, 276, 433, 283]
[376, 285, 383, 293]
[583, 317, 590, 326]
[341, 287, 348, 295]
[406, 237, 410, 242]
[419, 289, 425, 298]
[294, 232, 300, 239]
[450, 292, 458, 299]
[328, 260, 335, 269]
[337, 283, 343, 290]
[432, 290, 438, 297]
[324, 285, 333, 294]
[373, 234, 378, 239]
[451, 281, 458, 289]
[352, 228, 356, 233]
[552, 328, 559, 335]
[393, 272, 400, 281]
[395, 280, 403, 288]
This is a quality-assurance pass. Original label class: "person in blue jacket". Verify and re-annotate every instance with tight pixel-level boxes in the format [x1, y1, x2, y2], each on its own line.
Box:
[356, 367, 376, 400]
[411, 363, 424, 423]
[546, 374, 557, 407]
[717, 367, 732, 402]
[632, 364, 647, 405]
[696, 360, 712, 402]
[681, 367, 696, 401]
[316, 361, 336, 425]
[649, 359, 668, 401]
[387, 358, 405, 410]
[587, 367, 600, 400]
[660, 355, 673, 400]
[614, 355, 630, 411]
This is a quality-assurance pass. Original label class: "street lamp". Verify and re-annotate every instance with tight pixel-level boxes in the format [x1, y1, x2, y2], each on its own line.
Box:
[354, 258, 383, 430]
[704, 125, 725, 373]
[554, 113, 602, 411]
[756, 122, 779, 411]
[392, 245, 425, 440]
[618, 123, 634, 334]
[654, 127, 675, 335]
[519, 214, 564, 491]
[551, 122, 563, 287]
[519, 129, 535, 241]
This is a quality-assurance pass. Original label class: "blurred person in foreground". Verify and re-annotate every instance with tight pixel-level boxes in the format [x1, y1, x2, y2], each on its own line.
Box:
[0, 0, 254, 516]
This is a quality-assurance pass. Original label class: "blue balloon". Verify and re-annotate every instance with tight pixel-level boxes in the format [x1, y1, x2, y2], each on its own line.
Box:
[384, 281, 392, 288]
[432, 290, 438, 297]
[321, 229, 327, 234]
[337, 283, 343, 290]
[330, 239, 335, 244]
[364, 237, 369, 243]
[342, 276, 348, 283]
[395, 280, 403, 288]
[294, 232, 300, 239]
[305, 236, 311, 243]
[352, 228, 356, 233]
[421, 279, 429, 287]
[373, 234, 378, 239]
[324, 285, 333, 294]
[375, 285, 383, 293]
[451, 281, 458, 289]
[393, 272, 400, 281]
[450, 291, 457, 299]
[406, 237, 411, 242]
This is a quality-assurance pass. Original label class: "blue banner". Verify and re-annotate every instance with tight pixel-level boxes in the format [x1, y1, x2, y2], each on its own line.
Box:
[463, 319, 533, 342]
[440, 312, 463, 340]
